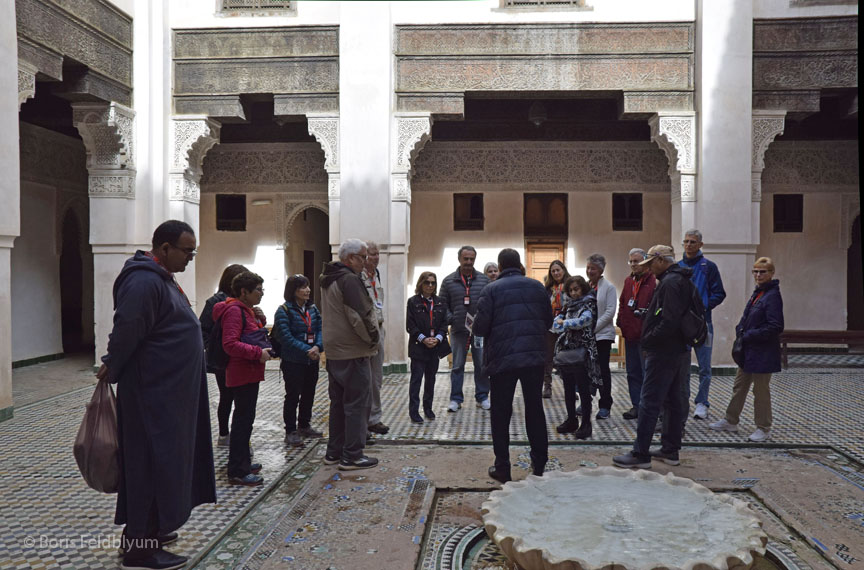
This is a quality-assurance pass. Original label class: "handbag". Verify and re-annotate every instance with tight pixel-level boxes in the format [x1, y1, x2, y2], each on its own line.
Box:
[553, 346, 587, 368]
[731, 335, 745, 368]
[73, 378, 120, 493]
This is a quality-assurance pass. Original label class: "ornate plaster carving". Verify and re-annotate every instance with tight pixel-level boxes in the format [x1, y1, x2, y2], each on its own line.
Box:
[170, 117, 221, 204]
[19, 122, 88, 189]
[649, 113, 696, 175]
[72, 102, 136, 198]
[201, 143, 326, 189]
[273, 194, 329, 247]
[392, 176, 411, 202]
[751, 174, 762, 202]
[841, 193, 860, 249]
[394, 115, 433, 174]
[752, 111, 786, 171]
[680, 175, 695, 202]
[411, 141, 669, 190]
[762, 140, 859, 188]
[306, 116, 339, 172]
[18, 62, 37, 110]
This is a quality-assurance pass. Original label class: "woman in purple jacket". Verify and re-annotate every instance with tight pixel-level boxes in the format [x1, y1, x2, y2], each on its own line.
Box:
[710, 257, 784, 442]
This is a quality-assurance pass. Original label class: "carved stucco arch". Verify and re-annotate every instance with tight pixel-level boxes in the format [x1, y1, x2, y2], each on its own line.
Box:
[56, 196, 89, 257]
[282, 201, 330, 248]
[392, 114, 434, 203]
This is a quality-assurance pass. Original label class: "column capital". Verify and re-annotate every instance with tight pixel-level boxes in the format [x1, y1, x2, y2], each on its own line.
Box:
[72, 102, 136, 198]
[751, 110, 786, 171]
[170, 116, 221, 203]
[18, 61, 38, 111]
[393, 113, 433, 175]
[306, 114, 340, 173]
[649, 112, 696, 176]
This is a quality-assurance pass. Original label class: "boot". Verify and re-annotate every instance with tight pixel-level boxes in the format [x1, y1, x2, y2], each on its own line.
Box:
[556, 417, 579, 434]
[574, 418, 592, 440]
[542, 382, 552, 399]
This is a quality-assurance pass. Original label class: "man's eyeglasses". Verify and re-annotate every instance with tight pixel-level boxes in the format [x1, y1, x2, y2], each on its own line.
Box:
[683, 239, 699, 245]
[170, 244, 197, 257]
[752, 269, 770, 275]
[627, 259, 641, 265]
[255, 287, 264, 293]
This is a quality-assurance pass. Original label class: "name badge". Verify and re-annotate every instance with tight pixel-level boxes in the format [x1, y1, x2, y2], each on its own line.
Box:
[375, 301, 383, 309]
[463, 296, 471, 305]
[627, 298, 636, 308]
[306, 334, 315, 344]
[430, 329, 435, 337]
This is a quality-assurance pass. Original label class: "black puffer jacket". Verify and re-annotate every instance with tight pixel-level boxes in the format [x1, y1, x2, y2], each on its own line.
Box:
[439, 268, 490, 335]
[736, 279, 784, 373]
[641, 264, 693, 354]
[472, 268, 553, 376]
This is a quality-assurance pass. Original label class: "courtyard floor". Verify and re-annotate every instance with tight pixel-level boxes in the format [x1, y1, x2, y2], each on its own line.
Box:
[1, 355, 862, 569]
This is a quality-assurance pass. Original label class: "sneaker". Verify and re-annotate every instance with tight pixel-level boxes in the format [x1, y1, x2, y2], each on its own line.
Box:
[693, 403, 708, 419]
[424, 409, 436, 420]
[574, 405, 583, 417]
[322, 453, 340, 465]
[121, 547, 188, 570]
[339, 456, 379, 471]
[229, 473, 264, 486]
[368, 422, 390, 435]
[556, 418, 579, 434]
[749, 428, 771, 442]
[285, 431, 303, 447]
[542, 384, 552, 398]
[648, 449, 680, 466]
[250, 463, 262, 474]
[216, 434, 229, 447]
[612, 451, 651, 469]
[365, 433, 377, 445]
[709, 419, 739, 432]
[447, 401, 461, 412]
[622, 407, 638, 420]
[595, 408, 610, 420]
[488, 465, 512, 484]
[478, 398, 491, 411]
[298, 426, 324, 438]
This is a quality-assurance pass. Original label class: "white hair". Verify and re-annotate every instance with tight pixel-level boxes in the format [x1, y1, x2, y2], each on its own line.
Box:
[338, 238, 367, 261]
[684, 229, 703, 242]
[365, 241, 379, 252]
[586, 253, 606, 271]
[628, 248, 647, 260]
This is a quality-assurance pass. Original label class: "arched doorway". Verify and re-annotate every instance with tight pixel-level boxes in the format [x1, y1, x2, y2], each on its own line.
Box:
[285, 206, 330, 304]
[848, 215, 863, 330]
[59, 209, 93, 353]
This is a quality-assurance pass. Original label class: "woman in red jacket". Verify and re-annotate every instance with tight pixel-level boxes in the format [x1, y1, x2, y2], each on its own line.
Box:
[212, 271, 272, 486]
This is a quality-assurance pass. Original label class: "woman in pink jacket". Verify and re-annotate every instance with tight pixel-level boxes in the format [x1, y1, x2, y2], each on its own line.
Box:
[212, 271, 272, 486]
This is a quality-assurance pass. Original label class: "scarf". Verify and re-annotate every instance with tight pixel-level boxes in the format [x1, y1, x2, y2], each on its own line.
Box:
[554, 292, 602, 388]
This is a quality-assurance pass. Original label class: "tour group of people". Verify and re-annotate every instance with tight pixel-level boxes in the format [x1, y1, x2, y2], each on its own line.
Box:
[97, 220, 784, 569]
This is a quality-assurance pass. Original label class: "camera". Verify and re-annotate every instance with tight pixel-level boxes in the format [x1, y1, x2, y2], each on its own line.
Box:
[633, 308, 648, 318]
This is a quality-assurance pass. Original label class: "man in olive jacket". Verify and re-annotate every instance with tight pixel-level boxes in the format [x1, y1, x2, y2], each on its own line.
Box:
[319, 238, 380, 470]
[473, 248, 551, 484]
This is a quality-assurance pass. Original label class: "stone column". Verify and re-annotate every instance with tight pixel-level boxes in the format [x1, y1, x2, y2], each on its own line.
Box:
[388, 114, 434, 369]
[306, 115, 340, 257]
[751, 111, 786, 241]
[72, 102, 137, 366]
[695, 0, 755, 367]
[0, 0, 19, 420]
[649, 112, 697, 246]
[169, 116, 221, 309]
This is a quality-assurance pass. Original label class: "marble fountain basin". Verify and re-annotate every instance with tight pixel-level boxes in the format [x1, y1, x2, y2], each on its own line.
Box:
[481, 467, 767, 570]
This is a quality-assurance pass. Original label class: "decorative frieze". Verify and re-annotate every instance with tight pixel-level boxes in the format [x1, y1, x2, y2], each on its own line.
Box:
[397, 55, 692, 93]
[170, 117, 221, 204]
[173, 26, 337, 59]
[754, 52, 857, 91]
[762, 140, 859, 188]
[174, 58, 338, 97]
[395, 23, 694, 56]
[411, 141, 669, 192]
[753, 17, 857, 52]
[19, 122, 88, 190]
[200, 143, 327, 190]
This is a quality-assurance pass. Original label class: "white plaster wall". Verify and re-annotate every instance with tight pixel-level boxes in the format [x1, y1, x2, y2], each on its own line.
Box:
[392, 0, 694, 23]
[170, 0, 339, 27]
[105, 0, 134, 17]
[11, 182, 63, 361]
[754, 0, 857, 18]
[758, 192, 848, 331]
[408, 190, 671, 305]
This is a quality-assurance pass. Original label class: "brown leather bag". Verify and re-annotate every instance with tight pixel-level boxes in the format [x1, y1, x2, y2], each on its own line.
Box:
[73, 378, 120, 493]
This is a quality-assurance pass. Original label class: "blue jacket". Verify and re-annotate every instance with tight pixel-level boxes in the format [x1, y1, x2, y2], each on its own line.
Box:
[679, 252, 726, 323]
[736, 280, 784, 374]
[472, 268, 553, 377]
[274, 301, 324, 364]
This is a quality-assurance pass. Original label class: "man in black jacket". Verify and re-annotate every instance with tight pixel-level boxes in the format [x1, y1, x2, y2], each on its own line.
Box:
[613, 245, 692, 469]
[473, 248, 552, 483]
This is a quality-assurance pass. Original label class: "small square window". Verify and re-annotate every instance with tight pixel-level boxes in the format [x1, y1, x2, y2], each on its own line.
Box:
[612, 193, 643, 231]
[216, 194, 246, 231]
[773, 194, 803, 232]
[454, 193, 484, 231]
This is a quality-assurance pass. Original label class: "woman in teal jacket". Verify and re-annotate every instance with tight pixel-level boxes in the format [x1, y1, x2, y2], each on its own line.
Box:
[274, 274, 324, 447]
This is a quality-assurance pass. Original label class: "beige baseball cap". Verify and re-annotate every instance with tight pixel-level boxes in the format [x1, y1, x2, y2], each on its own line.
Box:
[638, 244, 675, 265]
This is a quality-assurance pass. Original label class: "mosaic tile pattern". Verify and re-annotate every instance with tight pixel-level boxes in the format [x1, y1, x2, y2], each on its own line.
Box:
[1, 360, 862, 569]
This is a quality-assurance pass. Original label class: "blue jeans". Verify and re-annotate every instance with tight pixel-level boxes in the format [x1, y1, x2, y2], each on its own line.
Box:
[691, 322, 714, 407]
[634, 351, 689, 459]
[449, 331, 488, 403]
[624, 339, 646, 408]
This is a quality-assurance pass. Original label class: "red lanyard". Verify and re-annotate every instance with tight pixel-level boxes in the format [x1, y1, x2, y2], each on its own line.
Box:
[295, 306, 312, 333]
[751, 291, 765, 306]
[461, 273, 472, 296]
[631, 276, 643, 302]
[423, 298, 435, 334]
[368, 270, 378, 301]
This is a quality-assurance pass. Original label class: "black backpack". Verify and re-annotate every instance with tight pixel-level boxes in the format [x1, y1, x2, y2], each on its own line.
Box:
[266, 304, 289, 359]
[206, 307, 246, 371]
[681, 280, 709, 347]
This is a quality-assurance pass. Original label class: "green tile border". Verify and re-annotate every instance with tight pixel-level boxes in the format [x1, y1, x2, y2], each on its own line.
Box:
[384, 362, 409, 375]
[0, 406, 13, 423]
[690, 365, 737, 376]
[12, 353, 65, 369]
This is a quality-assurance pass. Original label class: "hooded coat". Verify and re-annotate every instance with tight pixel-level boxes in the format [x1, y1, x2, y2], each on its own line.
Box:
[102, 251, 216, 535]
[736, 279, 784, 373]
[319, 261, 379, 360]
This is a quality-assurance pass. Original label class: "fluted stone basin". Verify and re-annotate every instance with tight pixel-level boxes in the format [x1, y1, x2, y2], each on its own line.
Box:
[481, 467, 767, 570]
